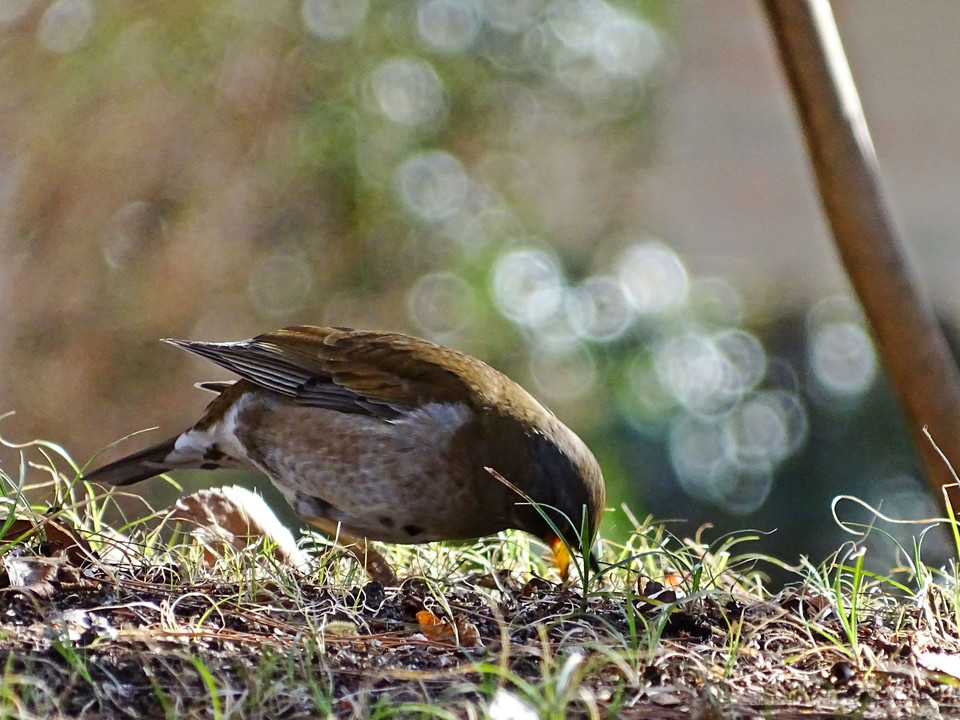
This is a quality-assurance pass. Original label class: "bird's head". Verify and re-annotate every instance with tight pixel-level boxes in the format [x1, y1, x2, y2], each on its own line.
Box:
[499, 416, 605, 579]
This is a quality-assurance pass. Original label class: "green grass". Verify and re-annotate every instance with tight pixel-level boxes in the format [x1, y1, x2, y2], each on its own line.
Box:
[0, 434, 959, 718]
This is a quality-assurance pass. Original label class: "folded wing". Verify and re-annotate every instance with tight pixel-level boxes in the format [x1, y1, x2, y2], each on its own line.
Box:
[165, 326, 492, 421]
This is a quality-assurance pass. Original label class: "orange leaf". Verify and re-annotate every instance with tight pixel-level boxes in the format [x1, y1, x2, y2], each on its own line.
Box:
[416, 610, 481, 647]
[416, 610, 442, 627]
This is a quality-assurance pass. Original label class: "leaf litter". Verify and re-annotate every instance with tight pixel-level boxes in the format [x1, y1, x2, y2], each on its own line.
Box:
[0, 445, 959, 718]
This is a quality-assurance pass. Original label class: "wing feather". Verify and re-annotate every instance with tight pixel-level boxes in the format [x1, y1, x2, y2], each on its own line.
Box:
[163, 326, 503, 420]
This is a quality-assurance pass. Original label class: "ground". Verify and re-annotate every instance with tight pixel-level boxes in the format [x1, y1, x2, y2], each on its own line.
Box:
[0, 443, 958, 719]
[1, 517, 958, 720]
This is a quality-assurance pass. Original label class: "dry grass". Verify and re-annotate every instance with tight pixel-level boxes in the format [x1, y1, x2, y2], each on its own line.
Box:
[0, 436, 959, 719]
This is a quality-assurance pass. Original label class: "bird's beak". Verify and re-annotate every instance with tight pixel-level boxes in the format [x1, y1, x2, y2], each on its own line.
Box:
[549, 535, 602, 578]
[550, 536, 572, 580]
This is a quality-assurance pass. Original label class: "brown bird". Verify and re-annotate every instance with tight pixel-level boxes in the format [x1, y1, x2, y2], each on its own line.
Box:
[84, 326, 605, 583]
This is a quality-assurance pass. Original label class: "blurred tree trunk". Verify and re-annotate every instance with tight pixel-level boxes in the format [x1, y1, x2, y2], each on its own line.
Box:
[762, 0, 960, 511]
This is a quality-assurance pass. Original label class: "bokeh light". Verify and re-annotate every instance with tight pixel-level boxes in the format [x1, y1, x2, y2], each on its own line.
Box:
[617, 241, 689, 315]
[301, 0, 369, 40]
[417, 0, 481, 53]
[491, 248, 565, 326]
[566, 275, 633, 342]
[395, 150, 469, 222]
[710, 467, 774, 517]
[810, 322, 876, 396]
[713, 329, 767, 396]
[479, 0, 543, 33]
[38, 0, 93, 54]
[669, 414, 776, 516]
[669, 416, 729, 494]
[652, 323, 808, 513]
[528, 340, 596, 402]
[621, 350, 678, 429]
[371, 57, 446, 128]
[688, 277, 744, 328]
[544, 0, 664, 117]
[727, 390, 807, 468]
[806, 296, 877, 398]
[406, 271, 476, 338]
[654, 333, 741, 416]
[548, 0, 663, 81]
[457, 206, 524, 251]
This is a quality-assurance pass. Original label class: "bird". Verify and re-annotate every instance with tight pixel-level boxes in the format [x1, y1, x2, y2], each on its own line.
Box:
[83, 325, 605, 584]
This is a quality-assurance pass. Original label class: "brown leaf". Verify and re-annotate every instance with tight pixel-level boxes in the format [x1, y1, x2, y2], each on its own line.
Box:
[0, 520, 37, 546]
[0, 518, 95, 568]
[780, 587, 831, 616]
[416, 609, 442, 627]
[41, 519, 95, 568]
[170, 485, 310, 571]
[472, 570, 519, 593]
[3, 555, 61, 597]
[416, 610, 481, 647]
[521, 576, 554, 597]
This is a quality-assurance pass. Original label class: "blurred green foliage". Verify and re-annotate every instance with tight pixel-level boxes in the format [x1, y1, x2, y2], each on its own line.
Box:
[0, 0, 938, 576]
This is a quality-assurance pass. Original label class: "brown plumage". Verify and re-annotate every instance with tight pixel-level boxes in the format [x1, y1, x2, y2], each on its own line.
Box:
[84, 326, 605, 583]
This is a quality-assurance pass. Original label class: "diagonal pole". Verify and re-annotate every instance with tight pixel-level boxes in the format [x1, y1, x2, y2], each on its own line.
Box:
[761, 0, 960, 511]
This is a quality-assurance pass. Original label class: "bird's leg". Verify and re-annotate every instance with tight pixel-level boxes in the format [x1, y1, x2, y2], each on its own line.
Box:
[306, 517, 397, 586]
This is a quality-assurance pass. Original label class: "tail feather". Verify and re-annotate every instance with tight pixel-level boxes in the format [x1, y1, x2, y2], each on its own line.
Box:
[83, 436, 180, 486]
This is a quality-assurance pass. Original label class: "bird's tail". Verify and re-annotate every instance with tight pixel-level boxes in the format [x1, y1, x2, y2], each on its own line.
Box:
[83, 435, 180, 486]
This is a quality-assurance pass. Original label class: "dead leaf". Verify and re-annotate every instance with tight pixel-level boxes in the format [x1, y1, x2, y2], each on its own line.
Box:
[416, 609, 481, 647]
[472, 570, 519, 593]
[170, 485, 310, 571]
[916, 651, 960, 684]
[3, 555, 62, 597]
[0, 518, 95, 568]
[780, 587, 831, 616]
[41, 519, 95, 568]
[0, 520, 37, 547]
[521, 577, 553, 597]
[416, 609, 442, 627]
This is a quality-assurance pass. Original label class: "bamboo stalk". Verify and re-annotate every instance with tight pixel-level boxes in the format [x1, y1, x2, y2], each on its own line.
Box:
[761, 0, 960, 510]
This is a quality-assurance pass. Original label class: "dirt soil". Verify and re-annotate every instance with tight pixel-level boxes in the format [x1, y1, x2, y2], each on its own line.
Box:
[0, 549, 957, 720]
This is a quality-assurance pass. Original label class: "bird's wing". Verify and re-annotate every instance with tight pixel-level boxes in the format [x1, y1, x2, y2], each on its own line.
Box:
[165, 326, 498, 419]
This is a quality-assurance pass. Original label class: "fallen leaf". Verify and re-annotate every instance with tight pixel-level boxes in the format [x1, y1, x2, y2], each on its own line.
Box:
[0, 520, 37, 546]
[170, 485, 310, 571]
[0, 518, 95, 568]
[416, 609, 481, 647]
[4, 555, 61, 597]
[41, 519, 95, 568]
[520, 577, 553, 597]
[917, 651, 960, 684]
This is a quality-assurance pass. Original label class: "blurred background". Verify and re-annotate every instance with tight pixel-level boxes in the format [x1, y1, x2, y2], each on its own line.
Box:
[1, 0, 958, 579]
